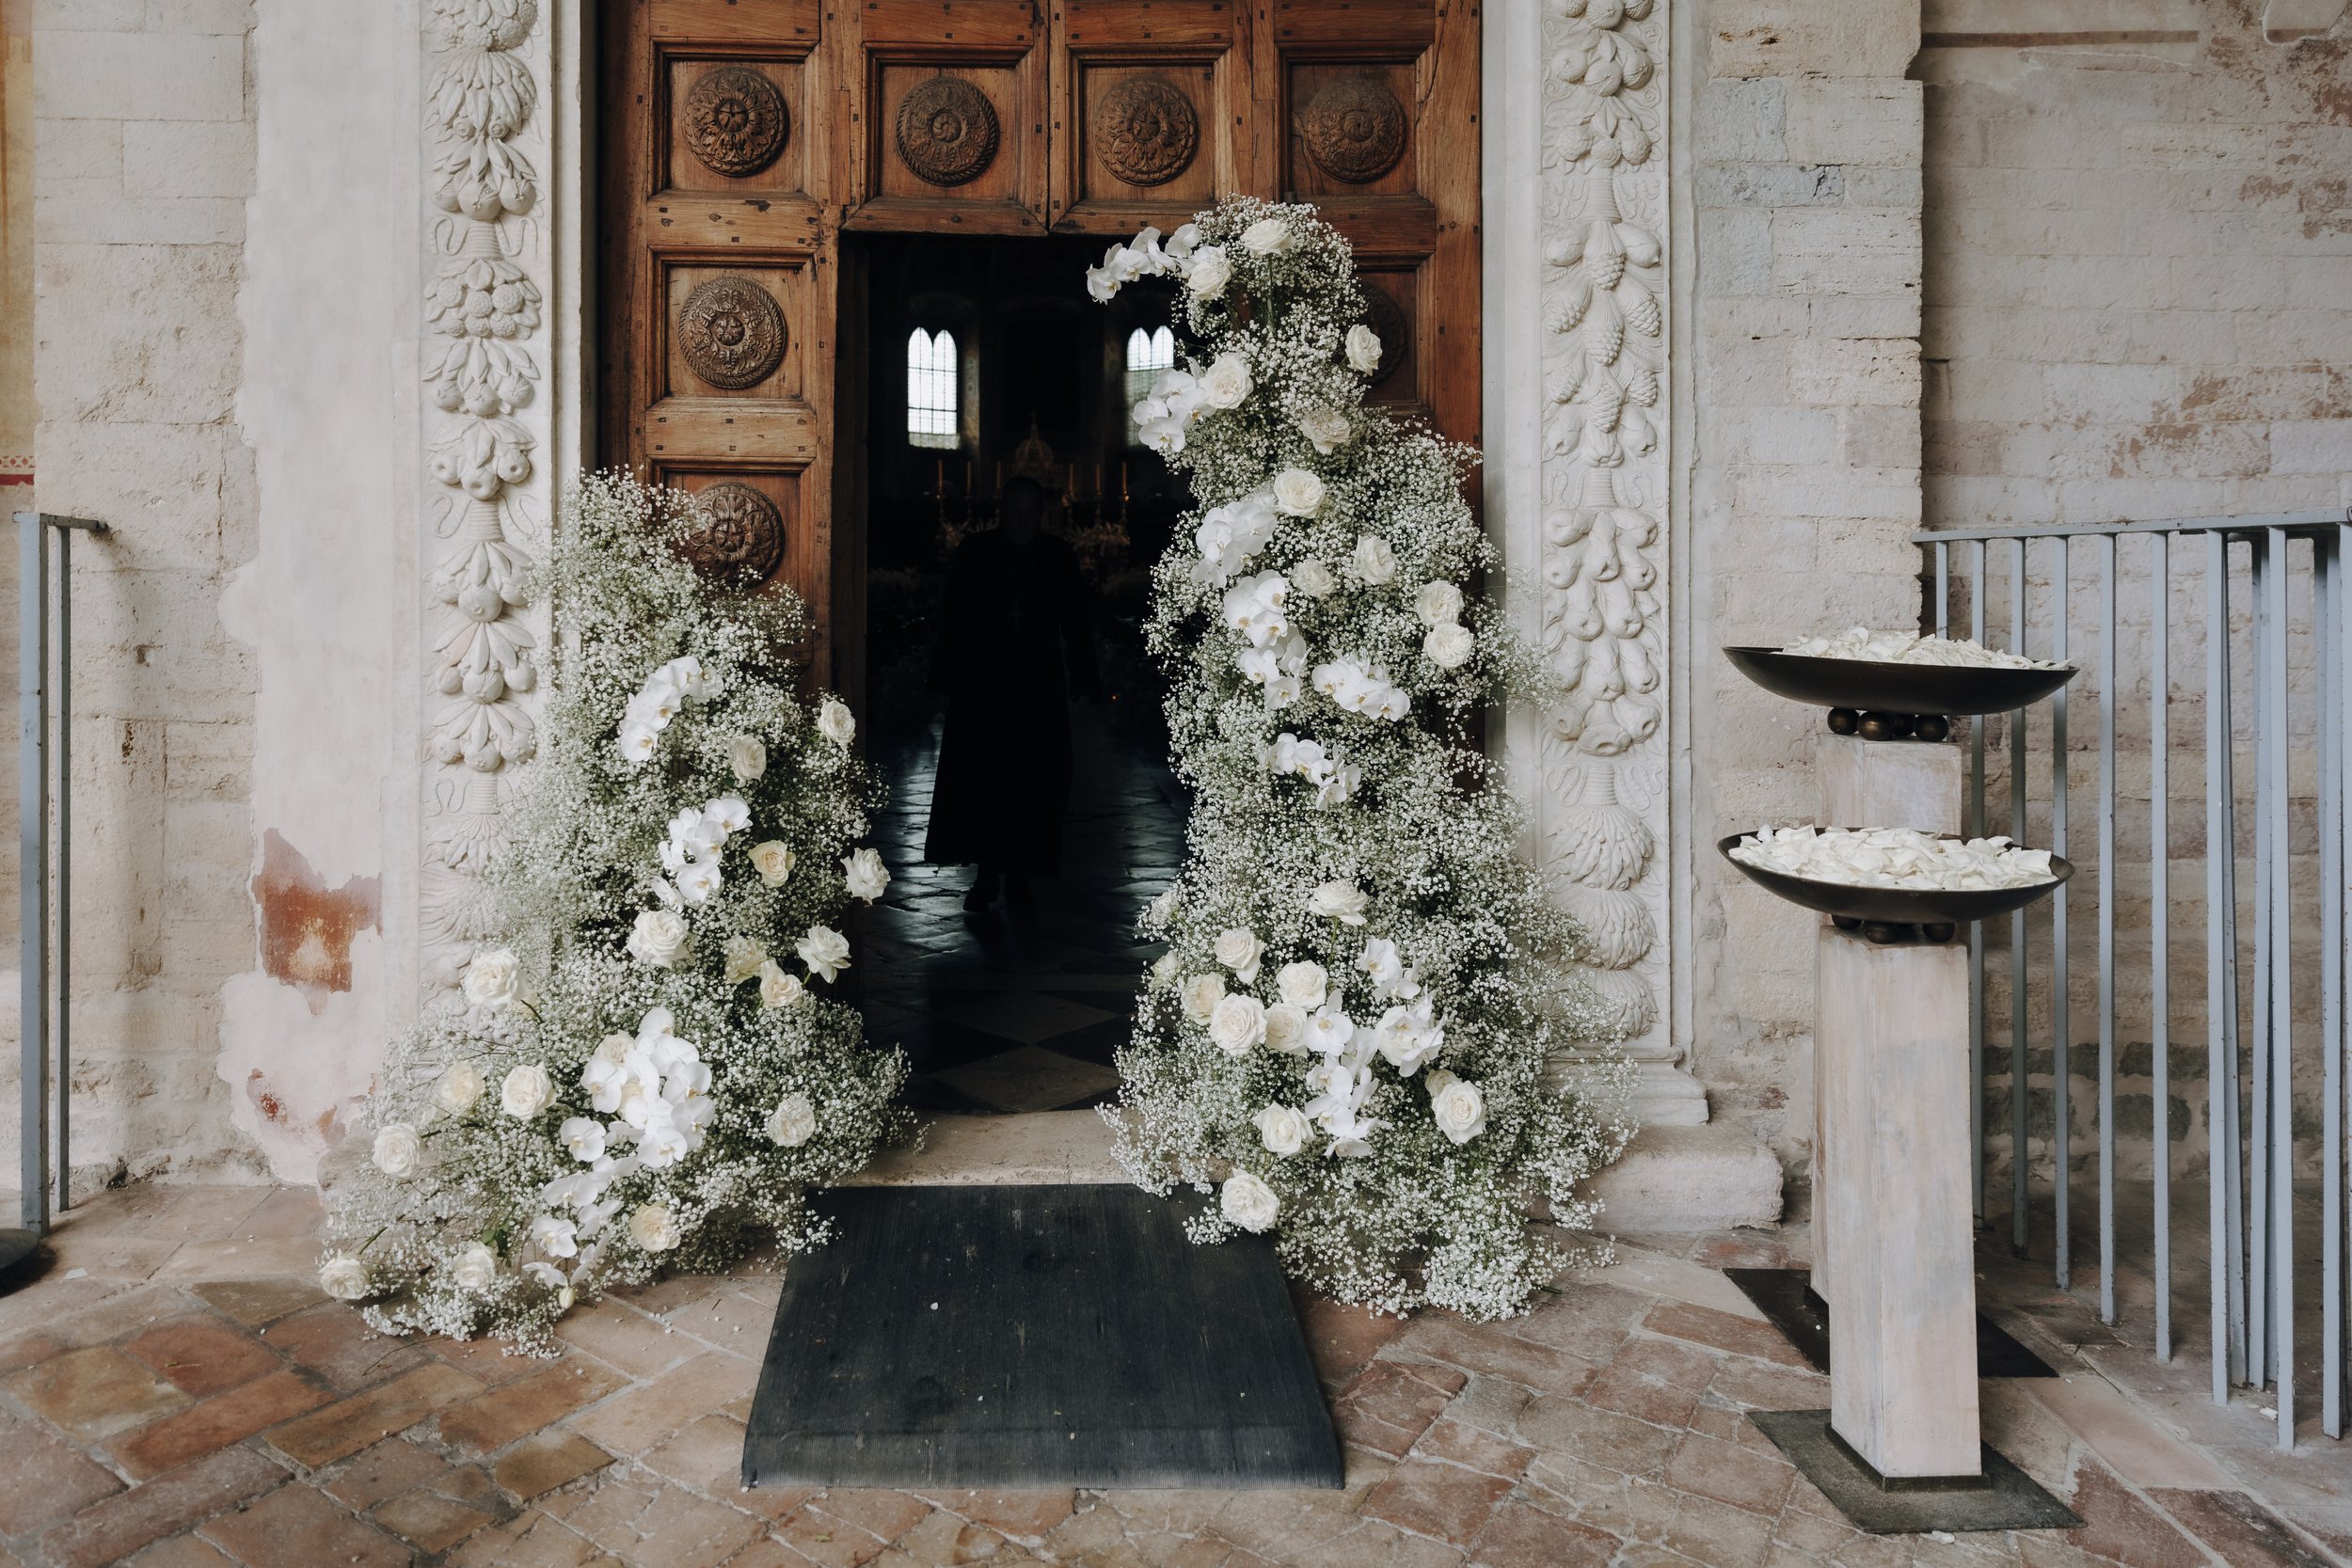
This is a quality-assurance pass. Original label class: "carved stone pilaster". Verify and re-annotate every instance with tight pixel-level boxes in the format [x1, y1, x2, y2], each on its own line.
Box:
[420, 0, 548, 997]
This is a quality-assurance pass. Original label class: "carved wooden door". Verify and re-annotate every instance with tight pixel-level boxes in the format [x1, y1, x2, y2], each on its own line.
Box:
[601, 0, 1478, 684]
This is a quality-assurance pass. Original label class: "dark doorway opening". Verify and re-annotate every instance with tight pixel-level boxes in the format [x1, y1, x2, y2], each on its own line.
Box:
[853, 233, 1189, 1115]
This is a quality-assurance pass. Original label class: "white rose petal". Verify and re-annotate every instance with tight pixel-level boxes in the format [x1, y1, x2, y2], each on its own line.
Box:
[462, 948, 522, 1010]
[319, 1255, 371, 1301]
[1200, 351, 1255, 410]
[1220, 1170, 1280, 1232]
[750, 840, 795, 887]
[728, 735, 768, 781]
[501, 1063, 553, 1119]
[798, 924, 852, 984]
[818, 698, 857, 747]
[1349, 534, 1397, 586]
[1241, 216, 1294, 256]
[1345, 323, 1383, 373]
[757, 958, 806, 1010]
[628, 1203, 681, 1253]
[1180, 973, 1228, 1023]
[766, 1092, 817, 1148]
[1307, 881, 1370, 927]
[1208, 993, 1268, 1055]
[1263, 1001, 1309, 1054]
[1214, 927, 1263, 985]
[1291, 555, 1337, 598]
[1296, 407, 1352, 454]
[453, 1242, 499, 1291]
[627, 909, 692, 969]
[1424, 623, 1475, 670]
[1414, 580, 1464, 627]
[1426, 1069, 1488, 1145]
[1186, 245, 1232, 295]
[723, 935, 769, 986]
[842, 847, 891, 902]
[1254, 1104, 1312, 1156]
[372, 1123, 422, 1179]
[435, 1062, 485, 1114]
[1271, 467, 1325, 517]
[1276, 960, 1329, 1010]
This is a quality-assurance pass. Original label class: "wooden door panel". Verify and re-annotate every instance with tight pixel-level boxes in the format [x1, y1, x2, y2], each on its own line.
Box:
[1054, 0, 1245, 235]
[847, 1, 1049, 234]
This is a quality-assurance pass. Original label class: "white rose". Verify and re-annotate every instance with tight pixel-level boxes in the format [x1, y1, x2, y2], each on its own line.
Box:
[1296, 407, 1351, 454]
[1291, 556, 1337, 598]
[559, 1116, 607, 1163]
[1307, 881, 1370, 927]
[1241, 216, 1294, 255]
[1270, 467, 1325, 517]
[1254, 1104, 1311, 1156]
[757, 958, 805, 1009]
[818, 698, 856, 748]
[453, 1242, 499, 1291]
[1200, 352, 1254, 410]
[1180, 973, 1227, 1023]
[1263, 1002, 1309, 1054]
[1350, 534, 1397, 586]
[750, 840, 795, 887]
[461, 948, 522, 1010]
[434, 1062, 485, 1114]
[1151, 951, 1180, 986]
[1345, 323, 1383, 374]
[1415, 580, 1464, 626]
[1207, 993, 1268, 1055]
[766, 1091, 817, 1148]
[1276, 960, 1328, 1010]
[501, 1063, 553, 1119]
[1214, 927, 1263, 984]
[723, 935, 769, 986]
[371, 1123, 422, 1179]
[628, 1203, 681, 1253]
[798, 924, 852, 983]
[842, 847, 890, 902]
[728, 735, 768, 781]
[1220, 1170, 1280, 1233]
[318, 1256, 371, 1301]
[1426, 1070, 1488, 1146]
[627, 909, 692, 969]
[1185, 244, 1232, 295]
[1423, 624, 1475, 670]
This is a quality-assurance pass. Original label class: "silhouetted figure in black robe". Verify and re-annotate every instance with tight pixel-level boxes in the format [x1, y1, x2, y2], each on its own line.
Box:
[925, 478, 1099, 911]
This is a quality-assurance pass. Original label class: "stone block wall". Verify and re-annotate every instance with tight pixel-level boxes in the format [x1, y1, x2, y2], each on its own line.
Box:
[1687, 0, 1929, 1169]
[6, 0, 264, 1193]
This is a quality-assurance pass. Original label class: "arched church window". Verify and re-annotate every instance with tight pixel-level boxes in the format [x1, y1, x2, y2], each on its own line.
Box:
[1123, 325, 1176, 444]
[907, 327, 960, 450]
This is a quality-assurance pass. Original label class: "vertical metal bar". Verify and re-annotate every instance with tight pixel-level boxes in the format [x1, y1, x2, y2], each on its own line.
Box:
[2209, 529, 2245, 1396]
[2249, 535, 2272, 1391]
[2264, 526, 2294, 1449]
[2152, 531, 2173, 1361]
[2012, 537, 2033, 1255]
[2321, 524, 2344, 1435]
[2338, 520, 2352, 1434]
[2054, 538, 2073, 1288]
[16, 513, 48, 1234]
[1973, 539, 1990, 1223]
[2098, 531, 2118, 1323]
[53, 525, 70, 1215]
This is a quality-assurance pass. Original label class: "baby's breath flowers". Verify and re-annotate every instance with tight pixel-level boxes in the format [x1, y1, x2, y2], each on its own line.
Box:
[1093, 198, 1631, 1320]
[321, 472, 909, 1351]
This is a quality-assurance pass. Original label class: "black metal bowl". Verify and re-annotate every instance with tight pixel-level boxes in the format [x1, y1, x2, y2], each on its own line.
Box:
[1723, 647, 2076, 718]
[1717, 832, 2073, 925]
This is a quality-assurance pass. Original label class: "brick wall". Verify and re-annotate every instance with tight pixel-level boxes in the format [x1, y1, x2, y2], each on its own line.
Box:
[8, 0, 264, 1192]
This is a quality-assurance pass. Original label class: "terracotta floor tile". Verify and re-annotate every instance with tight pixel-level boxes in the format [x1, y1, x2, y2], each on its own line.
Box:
[0, 1412, 127, 1536]
[4, 1343, 194, 1442]
[572, 1478, 766, 1568]
[111, 1368, 333, 1480]
[122, 1535, 241, 1568]
[2148, 1487, 2338, 1568]
[495, 1428, 615, 1500]
[562, 1352, 752, 1456]
[1657, 1489, 1775, 1568]
[1333, 1361, 1470, 1460]
[123, 1315, 286, 1396]
[37, 1445, 288, 1568]
[1467, 1497, 1617, 1568]
[437, 1357, 627, 1456]
[187, 1278, 325, 1328]
[238, 1188, 326, 1240]
[1640, 1299, 1812, 1370]
[425, 1331, 548, 1386]
[254, 1302, 427, 1390]
[1291, 1290, 1409, 1387]
[915, 1488, 1078, 1541]
[1580, 1359, 1701, 1431]
[811, 1487, 933, 1546]
[372, 1484, 503, 1553]
[642, 1412, 749, 1493]
[322, 1436, 453, 1510]
[1661, 1431, 1797, 1516]
[1409, 1418, 1534, 1481]
[2060, 1461, 2210, 1568]
[774, 1501, 897, 1568]
[554, 1301, 703, 1379]
[262, 1359, 485, 1467]
[197, 1480, 412, 1568]
[1362, 1460, 1513, 1544]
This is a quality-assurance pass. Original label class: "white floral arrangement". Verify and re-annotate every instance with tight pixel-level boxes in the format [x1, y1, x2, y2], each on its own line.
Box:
[1089, 198, 1631, 1320]
[1732, 825, 2058, 891]
[1778, 626, 2068, 672]
[322, 473, 910, 1350]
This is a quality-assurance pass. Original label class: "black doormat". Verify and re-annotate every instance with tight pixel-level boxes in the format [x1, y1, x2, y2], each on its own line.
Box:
[741, 1183, 1344, 1490]
[1724, 1268, 2057, 1378]
[1749, 1410, 2082, 1534]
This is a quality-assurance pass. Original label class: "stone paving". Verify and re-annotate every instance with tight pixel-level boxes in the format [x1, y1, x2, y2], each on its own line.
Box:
[0, 1182, 2344, 1568]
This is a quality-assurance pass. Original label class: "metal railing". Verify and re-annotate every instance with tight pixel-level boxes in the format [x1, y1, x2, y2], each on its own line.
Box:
[15, 511, 107, 1244]
[1919, 509, 2350, 1452]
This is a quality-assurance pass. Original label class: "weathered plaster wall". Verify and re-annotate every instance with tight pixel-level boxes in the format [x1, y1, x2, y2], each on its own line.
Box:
[1686, 0, 1930, 1172]
[18, 0, 264, 1191]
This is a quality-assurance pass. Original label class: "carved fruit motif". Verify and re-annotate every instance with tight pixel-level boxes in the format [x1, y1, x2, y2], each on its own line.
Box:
[683, 483, 787, 585]
[1092, 74, 1199, 187]
[684, 66, 790, 178]
[1299, 75, 1408, 183]
[896, 75, 1001, 187]
[678, 275, 787, 390]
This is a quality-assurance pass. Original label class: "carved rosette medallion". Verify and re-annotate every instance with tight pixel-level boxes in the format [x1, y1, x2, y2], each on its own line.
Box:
[1359, 287, 1410, 388]
[678, 275, 787, 390]
[683, 65, 790, 178]
[1092, 74, 1199, 187]
[683, 482, 787, 585]
[1299, 75, 1408, 183]
[896, 75, 1000, 187]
